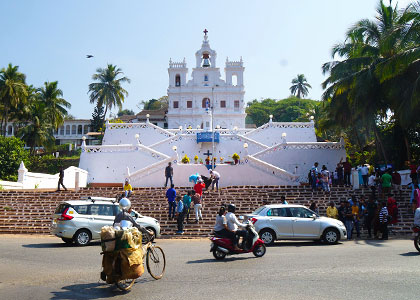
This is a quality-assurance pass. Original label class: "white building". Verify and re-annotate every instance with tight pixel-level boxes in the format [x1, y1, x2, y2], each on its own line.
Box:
[167, 30, 246, 130]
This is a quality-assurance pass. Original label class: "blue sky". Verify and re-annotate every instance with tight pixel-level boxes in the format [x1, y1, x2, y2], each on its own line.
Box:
[0, 0, 413, 119]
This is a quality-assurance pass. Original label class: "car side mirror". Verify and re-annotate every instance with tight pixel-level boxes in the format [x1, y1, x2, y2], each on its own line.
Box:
[239, 215, 244, 220]
[312, 214, 317, 220]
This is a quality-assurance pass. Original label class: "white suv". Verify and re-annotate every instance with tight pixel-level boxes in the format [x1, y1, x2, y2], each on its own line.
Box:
[51, 197, 161, 246]
[245, 204, 346, 245]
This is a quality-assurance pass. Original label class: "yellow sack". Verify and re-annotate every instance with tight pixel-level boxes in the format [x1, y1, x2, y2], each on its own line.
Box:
[120, 248, 144, 279]
[100, 226, 116, 252]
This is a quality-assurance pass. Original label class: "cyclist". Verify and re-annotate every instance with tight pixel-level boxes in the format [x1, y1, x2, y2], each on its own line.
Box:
[114, 198, 153, 238]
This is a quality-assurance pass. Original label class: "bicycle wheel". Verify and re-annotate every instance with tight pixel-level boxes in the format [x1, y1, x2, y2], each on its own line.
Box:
[146, 245, 166, 280]
[115, 278, 135, 291]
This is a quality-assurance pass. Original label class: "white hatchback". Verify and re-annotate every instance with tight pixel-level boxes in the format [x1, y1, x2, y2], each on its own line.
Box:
[245, 204, 346, 245]
[51, 197, 161, 246]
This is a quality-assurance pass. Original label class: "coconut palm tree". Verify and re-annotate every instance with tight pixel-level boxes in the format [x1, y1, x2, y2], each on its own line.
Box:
[38, 81, 71, 130]
[289, 74, 312, 98]
[88, 64, 130, 119]
[321, 0, 418, 163]
[0, 64, 27, 136]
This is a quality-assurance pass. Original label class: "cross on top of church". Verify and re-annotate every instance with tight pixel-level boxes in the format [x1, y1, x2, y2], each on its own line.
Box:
[203, 29, 208, 36]
[204, 149, 212, 157]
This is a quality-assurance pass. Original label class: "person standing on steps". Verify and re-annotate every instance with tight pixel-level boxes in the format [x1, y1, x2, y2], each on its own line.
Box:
[191, 190, 203, 223]
[166, 184, 176, 220]
[378, 201, 389, 240]
[164, 162, 173, 188]
[342, 158, 352, 186]
[209, 169, 221, 191]
[57, 167, 67, 191]
[175, 196, 185, 234]
[182, 190, 192, 223]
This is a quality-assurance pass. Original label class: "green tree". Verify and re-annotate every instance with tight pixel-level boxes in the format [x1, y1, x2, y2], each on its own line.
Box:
[38, 81, 71, 129]
[117, 109, 135, 117]
[0, 64, 27, 136]
[90, 105, 105, 132]
[88, 64, 130, 119]
[289, 74, 312, 98]
[138, 96, 169, 111]
[0, 136, 29, 181]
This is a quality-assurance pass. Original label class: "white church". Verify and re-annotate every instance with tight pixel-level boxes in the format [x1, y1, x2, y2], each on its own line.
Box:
[79, 31, 346, 187]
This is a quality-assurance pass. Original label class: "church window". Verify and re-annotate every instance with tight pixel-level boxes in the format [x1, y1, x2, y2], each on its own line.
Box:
[232, 74, 238, 86]
[202, 53, 211, 67]
[187, 101, 192, 108]
[175, 74, 181, 87]
[173, 101, 179, 108]
[220, 100, 226, 108]
[202, 98, 210, 108]
[234, 100, 240, 111]
[204, 75, 208, 81]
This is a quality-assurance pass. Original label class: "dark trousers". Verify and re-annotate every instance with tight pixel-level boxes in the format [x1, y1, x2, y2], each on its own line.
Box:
[235, 230, 248, 248]
[365, 216, 374, 236]
[380, 222, 388, 239]
[215, 229, 235, 240]
[370, 186, 377, 199]
[177, 212, 185, 232]
[344, 172, 351, 185]
[311, 175, 317, 190]
[362, 175, 368, 187]
[168, 201, 176, 219]
[165, 176, 173, 187]
[185, 206, 191, 222]
[57, 179, 67, 191]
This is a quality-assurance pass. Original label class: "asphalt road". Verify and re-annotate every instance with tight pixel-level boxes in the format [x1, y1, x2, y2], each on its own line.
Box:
[0, 235, 419, 300]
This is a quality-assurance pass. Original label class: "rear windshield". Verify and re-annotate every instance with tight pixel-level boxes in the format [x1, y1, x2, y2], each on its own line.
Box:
[54, 204, 69, 214]
[252, 206, 265, 215]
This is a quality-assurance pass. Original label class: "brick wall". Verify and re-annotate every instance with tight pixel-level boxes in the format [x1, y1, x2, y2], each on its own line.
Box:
[0, 186, 415, 237]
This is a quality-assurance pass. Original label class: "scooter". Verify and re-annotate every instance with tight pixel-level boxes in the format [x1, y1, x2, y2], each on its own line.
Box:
[209, 221, 266, 260]
[413, 226, 420, 253]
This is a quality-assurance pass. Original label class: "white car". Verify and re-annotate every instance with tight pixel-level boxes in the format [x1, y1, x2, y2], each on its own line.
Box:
[51, 197, 161, 246]
[245, 204, 346, 245]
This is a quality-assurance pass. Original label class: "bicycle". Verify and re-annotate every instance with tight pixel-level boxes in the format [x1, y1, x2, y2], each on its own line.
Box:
[114, 240, 166, 291]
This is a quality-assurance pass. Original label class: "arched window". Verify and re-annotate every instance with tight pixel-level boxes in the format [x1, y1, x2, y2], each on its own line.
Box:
[7, 125, 13, 135]
[232, 74, 238, 86]
[77, 125, 83, 134]
[65, 125, 70, 135]
[175, 74, 181, 87]
[202, 98, 210, 108]
[83, 125, 89, 134]
[204, 74, 208, 82]
[59, 126, 65, 135]
[72, 125, 76, 134]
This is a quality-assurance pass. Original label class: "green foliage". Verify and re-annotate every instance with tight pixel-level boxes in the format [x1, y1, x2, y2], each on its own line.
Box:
[0, 136, 29, 181]
[232, 153, 240, 160]
[117, 109, 135, 117]
[290, 74, 312, 98]
[90, 105, 105, 132]
[246, 97, 320, 127]
[109, 119, 123, 123]
[138, 96, 169, 111]
[27, 156, 79, 174]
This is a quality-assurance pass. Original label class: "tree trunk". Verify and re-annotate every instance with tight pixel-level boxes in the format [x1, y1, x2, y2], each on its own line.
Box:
[372, 123, 388, 164]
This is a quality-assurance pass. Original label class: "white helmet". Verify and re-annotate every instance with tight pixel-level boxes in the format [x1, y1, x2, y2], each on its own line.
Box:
[119, 198, 131, 211]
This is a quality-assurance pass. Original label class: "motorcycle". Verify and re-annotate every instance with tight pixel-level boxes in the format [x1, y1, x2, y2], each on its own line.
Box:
[209, 221, 266, 260]
[413, 226, 420, 253]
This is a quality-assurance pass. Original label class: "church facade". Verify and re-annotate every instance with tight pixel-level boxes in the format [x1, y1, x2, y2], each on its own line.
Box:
[167, 31, 246, 130]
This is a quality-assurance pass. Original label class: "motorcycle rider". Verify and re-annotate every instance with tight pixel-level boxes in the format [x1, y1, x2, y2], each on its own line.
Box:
[225, 204, 248, 250]
[114, 198, 153, 239]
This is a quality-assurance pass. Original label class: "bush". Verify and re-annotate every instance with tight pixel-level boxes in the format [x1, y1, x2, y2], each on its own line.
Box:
[0, 136, 29, 181]
[232, 153, 240, 161]
[28, 156, 80, 174]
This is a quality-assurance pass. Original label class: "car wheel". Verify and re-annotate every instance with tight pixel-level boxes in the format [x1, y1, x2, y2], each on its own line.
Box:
[322, 228, 339, 244]
[213, 249, 226, 260]
[259, 229, 276, 246]
[74, 229, 91, 246]
[61, 237, 73, 244]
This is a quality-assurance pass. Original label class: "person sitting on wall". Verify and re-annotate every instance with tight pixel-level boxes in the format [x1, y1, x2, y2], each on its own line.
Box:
[123, 179, 133, 198]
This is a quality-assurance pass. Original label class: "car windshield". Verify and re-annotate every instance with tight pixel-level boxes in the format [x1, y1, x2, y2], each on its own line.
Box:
[252, 206, 265, 215]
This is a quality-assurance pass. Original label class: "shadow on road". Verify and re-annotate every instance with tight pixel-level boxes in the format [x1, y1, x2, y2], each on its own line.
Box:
[269, 241, 342, 247]
[22, 241, 101, 249]
[187, 256, 253, 264]
[353, 239, 386, 247]
[399, 251, 420, 256]
[51, 279, 153, 299]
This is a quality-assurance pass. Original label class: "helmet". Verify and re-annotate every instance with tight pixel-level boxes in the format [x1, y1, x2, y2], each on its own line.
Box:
[119, 198, 131, 211]
[227, 204, 236, 213]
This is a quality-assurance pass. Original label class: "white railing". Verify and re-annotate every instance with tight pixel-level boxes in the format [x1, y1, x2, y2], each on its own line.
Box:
[105, 122, 175, 138]
[245, 156, 299, 183]
[244, 122, 314, 137]
[128, 155, 177, 183]
[252, 141, 345, 159]
[169, 61, 187, 68]
[82, 143, 170, 160]
[234, 134, 270, 149]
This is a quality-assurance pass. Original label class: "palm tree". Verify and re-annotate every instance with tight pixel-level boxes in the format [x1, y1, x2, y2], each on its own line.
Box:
[88, 64, 130, 119]
[321, 0, 418, 163]
[38, 81, 71, 130]
[290, 74, 312, 98]
[0, 64, 27, 136]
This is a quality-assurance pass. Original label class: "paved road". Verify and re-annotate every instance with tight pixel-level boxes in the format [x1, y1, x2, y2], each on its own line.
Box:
[0, 235, 419, 300]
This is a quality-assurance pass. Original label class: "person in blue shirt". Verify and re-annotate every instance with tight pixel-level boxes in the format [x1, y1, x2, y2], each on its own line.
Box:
[176, 196, 184, 234]
[166, 184, 176, 220]
[182, 191, 192, 223]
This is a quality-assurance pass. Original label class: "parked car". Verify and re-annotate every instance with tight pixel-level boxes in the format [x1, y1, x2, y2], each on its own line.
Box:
[51, 197, 161, 246]
[245, 204, 346, 245]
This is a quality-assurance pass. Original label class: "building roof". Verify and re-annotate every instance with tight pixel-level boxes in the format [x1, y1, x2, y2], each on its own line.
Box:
[136, 107, 168, 119]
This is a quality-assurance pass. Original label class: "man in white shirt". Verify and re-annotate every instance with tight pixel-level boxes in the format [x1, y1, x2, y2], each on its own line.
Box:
[210, 169, 221, 191]
[225, 204, 247, 250]
[360, 164, 369, 187]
